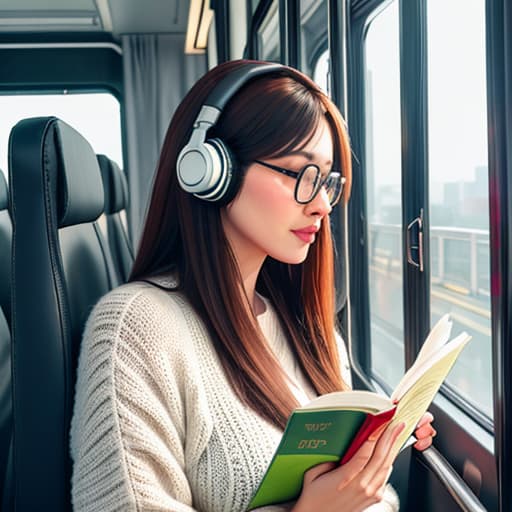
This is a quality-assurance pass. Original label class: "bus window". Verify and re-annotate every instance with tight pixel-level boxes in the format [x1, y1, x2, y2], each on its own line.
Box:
[257, 0, 280, 62]
[300, 0, 328, 93]
[312, 50, 329, 96]
[0, 92, 123, 178]
[427, 0, 491, 418]
[250, 0, 260, 15]
[364, 0, 404, 389]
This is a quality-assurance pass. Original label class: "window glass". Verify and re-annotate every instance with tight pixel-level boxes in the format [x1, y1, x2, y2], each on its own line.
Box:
[257, 0, 280, 61]
[300, 0, 329, 93]
[427, 0, 491, 417]
[312, 50, 329, 95]
[0, 92, 123, 180]
[364, 0, 404, 388]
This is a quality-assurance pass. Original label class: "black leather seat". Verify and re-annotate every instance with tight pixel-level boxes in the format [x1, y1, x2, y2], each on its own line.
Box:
[0, 171, 12, 328]
[0, 171, 12, 508]
[8, 117, 119, 510]
[0, 309, 11, 510]
[97, 154, 134, 282]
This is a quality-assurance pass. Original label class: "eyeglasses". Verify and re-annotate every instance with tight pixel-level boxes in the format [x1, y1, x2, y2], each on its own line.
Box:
[254, 159, 345, 207]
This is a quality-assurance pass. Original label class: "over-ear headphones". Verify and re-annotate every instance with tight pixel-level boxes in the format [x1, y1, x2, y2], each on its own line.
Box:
[176, 62, 285, 203]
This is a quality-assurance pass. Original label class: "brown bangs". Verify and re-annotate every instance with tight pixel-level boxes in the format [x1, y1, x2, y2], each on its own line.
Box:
[211, 75, 326, 166]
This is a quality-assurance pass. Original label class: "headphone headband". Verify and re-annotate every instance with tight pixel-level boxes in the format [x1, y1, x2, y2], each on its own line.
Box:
[177, 62, 288, 203]
[203, 62, 285, 111]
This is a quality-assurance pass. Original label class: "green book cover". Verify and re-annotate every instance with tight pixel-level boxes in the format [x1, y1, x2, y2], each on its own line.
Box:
[247, 407, 389, 510]
[247, 314, 471, 510]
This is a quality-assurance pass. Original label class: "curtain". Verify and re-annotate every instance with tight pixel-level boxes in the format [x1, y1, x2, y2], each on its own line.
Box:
[122, 34, 206, 246]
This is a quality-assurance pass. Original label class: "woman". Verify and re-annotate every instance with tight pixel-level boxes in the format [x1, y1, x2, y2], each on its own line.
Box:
[70, 60, 435, 511]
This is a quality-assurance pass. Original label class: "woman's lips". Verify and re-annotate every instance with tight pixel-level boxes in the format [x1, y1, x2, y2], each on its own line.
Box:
[291, 229, 317, 243]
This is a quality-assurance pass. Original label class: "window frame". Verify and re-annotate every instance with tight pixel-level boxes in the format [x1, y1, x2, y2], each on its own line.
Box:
[299, 0, 328, 77]
[485, 1, 512, 509]
[347, 0, 497, 509]
[246, 0, 278, 60]
[0, 88, 124, 178]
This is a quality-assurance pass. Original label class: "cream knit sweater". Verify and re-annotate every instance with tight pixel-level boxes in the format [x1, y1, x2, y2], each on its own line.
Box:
[70, 277, 399, 512]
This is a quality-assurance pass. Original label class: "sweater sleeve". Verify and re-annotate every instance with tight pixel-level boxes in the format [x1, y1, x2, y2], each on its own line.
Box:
[70, 285, 211, 512]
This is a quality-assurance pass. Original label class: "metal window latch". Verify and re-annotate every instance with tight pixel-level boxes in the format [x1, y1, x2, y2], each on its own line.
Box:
[406, 208, 424, 272]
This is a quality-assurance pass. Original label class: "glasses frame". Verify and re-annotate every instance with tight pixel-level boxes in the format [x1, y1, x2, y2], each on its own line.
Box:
[253, 159, 345, 206]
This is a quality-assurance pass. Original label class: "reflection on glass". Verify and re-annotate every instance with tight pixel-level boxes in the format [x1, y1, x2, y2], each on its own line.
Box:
[364, 0, 404, 388]
[257, 0, 280, 62]
[300, 0, 329, 92]
[312, 50, 329, 95]
[427, 0, 491, 418]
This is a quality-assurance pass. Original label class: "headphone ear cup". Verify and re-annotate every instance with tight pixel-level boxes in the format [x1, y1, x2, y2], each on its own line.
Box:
[176, 140, 221, 195]
[214, 142, 243, 205]
[176, 136, 240, 203]
[192, 138, 237, 203]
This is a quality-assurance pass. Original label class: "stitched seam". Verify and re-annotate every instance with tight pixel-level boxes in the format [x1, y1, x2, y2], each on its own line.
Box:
[46, 120, 74, 490]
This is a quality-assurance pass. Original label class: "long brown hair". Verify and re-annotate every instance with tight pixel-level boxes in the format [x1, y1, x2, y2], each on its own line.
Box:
[130, 59, 353, 429]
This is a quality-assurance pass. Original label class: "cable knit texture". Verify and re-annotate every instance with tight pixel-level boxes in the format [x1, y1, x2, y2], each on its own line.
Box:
[70, 276, 399, 512]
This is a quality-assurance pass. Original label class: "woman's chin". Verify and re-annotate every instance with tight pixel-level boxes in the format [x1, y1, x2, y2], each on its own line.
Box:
[270, 248, 310, 265]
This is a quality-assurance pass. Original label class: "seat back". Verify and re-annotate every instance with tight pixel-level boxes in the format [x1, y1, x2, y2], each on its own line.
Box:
[0, 171, 12, 507]
[0, 309, 11, 510]
[0, 172, 12, 328]
[9, 117, 119, 510]
[97, 154, 134, 282]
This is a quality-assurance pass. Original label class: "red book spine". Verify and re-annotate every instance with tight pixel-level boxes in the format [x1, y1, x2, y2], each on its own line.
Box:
[339, 406, 397, 465]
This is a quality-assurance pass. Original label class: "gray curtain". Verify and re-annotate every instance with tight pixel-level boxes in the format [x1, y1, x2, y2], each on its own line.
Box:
[122, 34, 207, 246]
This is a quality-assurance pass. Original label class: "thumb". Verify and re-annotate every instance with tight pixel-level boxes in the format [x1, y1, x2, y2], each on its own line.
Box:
[303, 462, 337, 485]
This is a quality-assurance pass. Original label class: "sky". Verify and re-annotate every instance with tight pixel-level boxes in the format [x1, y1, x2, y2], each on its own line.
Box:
[0, 92, 123, 179]
[365, 0, 488, 189]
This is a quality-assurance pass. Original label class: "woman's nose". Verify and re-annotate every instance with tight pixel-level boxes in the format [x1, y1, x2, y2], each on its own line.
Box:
[305, 186, 332, 217]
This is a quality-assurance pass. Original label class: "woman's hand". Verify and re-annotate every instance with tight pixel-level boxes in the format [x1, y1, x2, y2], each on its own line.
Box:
[413, 412, 436, 451]
[292, 421, 405, 512]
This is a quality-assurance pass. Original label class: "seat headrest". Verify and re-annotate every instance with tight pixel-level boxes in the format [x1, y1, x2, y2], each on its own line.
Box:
[0, 172, 7, 211]
[54, 120, 104, 227]
[9, 117, 104, 228]
[97, 154, 128, 214]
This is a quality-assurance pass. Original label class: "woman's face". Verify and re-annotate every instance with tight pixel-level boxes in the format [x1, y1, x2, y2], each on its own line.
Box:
[221, 117, 334, 271]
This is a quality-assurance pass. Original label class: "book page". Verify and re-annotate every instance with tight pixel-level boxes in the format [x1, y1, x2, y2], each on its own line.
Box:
[300, 390, 392, 413]
[391, 331, 469, 401]
[415, 314, 453, 365]
[388, 335, 470, 458]
[391, 315, 453, 401]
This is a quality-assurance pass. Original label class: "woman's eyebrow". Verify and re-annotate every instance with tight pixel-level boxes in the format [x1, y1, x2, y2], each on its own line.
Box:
[287, 149, 314, 159]
[286, 149, 333, 166]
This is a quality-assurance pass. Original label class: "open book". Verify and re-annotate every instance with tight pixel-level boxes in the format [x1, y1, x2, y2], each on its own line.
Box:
[247, 314, 470, 510]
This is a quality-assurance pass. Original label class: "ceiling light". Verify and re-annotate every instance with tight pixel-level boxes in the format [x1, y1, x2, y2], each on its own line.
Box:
[0, 12, 99, 28]
[185, 0, 214, 54]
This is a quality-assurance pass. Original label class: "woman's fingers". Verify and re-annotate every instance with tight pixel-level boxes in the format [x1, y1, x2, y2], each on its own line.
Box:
[297, 423, 405, 512]
[303, 462, 337, 485]
[359, 422, 405, 488]
[330, 421, 393, 491]
[415, 423, 436, 440]
[371, 421, 405, 467]
[414, 412, 436, 451]
[335, 421, 401, 491]
[414, 436, 433, 451]
[416, 411, 434, 429]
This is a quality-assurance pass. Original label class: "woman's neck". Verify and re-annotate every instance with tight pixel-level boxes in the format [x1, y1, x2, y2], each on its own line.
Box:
[241, 266, 266, 316]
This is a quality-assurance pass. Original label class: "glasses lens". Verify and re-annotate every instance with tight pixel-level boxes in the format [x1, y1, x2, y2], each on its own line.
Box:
[324, 173, 343, 206]
[296, 165, 321, 202]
